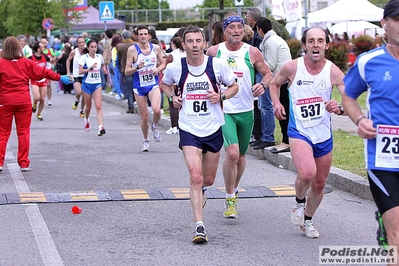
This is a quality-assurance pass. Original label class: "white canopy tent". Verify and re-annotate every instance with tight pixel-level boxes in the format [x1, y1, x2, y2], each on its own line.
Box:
[307, 0, 384, 24]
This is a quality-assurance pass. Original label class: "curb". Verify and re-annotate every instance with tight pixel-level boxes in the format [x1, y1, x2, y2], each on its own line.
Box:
[102, 93, 373, 201]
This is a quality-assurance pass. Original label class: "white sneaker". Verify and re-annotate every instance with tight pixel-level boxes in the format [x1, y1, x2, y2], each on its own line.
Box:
[0, 166, 3, 172]
[291, 202, 305, 226]
[48, 101, 52, 106]
[151, 123, 161, 142]
[166, 127, 179, 135]
[114, 95, 121, 100]
[300, 220, 320, 238]
[161, 109, 164, 114]
[141, 139, 150, 152]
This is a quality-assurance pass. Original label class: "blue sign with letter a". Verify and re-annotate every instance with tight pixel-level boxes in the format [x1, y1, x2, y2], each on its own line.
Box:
[99, 1, 114, 21]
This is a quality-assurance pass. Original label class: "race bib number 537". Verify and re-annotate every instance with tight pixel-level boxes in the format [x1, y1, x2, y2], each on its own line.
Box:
[295, 96, 325, 128]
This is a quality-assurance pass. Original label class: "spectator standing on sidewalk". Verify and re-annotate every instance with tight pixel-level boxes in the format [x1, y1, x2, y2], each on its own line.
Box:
[257, 17, 292, 153]
[245, 8, 266, 149]
[161, 26, 238, 243]
[270, 27, 346, 238]
[342, 0, 399, 255]
[117, 30, 136, 114]
[0, 36, 72, 173]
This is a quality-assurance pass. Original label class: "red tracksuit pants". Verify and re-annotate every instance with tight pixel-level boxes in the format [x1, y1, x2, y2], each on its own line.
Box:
[0, 104, 32, 168]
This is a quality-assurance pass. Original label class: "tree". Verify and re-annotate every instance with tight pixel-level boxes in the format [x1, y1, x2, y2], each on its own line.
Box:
[0, 0, 85, 37]
[201, 0, 255, 8]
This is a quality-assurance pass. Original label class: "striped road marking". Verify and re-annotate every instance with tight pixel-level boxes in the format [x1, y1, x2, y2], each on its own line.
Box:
[0, 185, 333, 205]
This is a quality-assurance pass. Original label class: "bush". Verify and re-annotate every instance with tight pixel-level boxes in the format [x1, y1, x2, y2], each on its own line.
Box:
[351, 35, 375, 56]
[326, 41, 352, 72]
[287, 39, 302, 59]
[270, 19, 290, 41]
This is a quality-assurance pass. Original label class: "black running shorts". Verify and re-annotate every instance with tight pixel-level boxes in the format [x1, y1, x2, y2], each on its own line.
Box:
[368, 169, 399, 214]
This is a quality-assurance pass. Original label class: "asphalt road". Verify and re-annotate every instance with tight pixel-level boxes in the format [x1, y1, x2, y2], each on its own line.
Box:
[0, 91, 380, 266]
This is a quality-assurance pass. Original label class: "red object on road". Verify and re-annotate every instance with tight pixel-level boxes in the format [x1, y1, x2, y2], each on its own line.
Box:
[72, 205, 82, 214]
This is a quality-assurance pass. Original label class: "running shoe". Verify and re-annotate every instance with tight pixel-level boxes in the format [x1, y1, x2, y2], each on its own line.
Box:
[291, 202, 305, 226]
[300, 220, 320, 238]
[202, 188, 207, 209]
[85, 121, 91, 132]
[223, 197, 237, 218]
[48, 101, 52, 106]
[80, 111, 85, 118]
[98, 126, 106, 136]
[151, 123, 161, 142]
[141, 139, 150, 152]
[192, 225, 208, 243]
[32, 103, 37, 113]
[36, 114, 43, 121]
[166, 127, 179, 135]
[165, 127, 174, 135]
[72, 100, 79, 110]
[0, 166, 3, 172]
[20, 166, 31, 172]
[375, 210, 388, 249]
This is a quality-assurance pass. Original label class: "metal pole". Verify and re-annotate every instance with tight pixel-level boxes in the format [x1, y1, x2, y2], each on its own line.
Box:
[158, 0, 162, 22]
[304, 0, 308, 28]
[104, 21, 107, 31]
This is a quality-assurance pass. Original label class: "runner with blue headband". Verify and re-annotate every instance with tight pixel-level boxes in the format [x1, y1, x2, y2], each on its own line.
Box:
[222, 15, 245, 31]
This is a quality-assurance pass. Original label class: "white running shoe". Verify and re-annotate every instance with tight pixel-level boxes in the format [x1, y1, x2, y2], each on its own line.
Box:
[291, 202, 305, 226]
[300, 220, 320, 238]
[141, 139, 150, 152]
[151, 123, 161, 142]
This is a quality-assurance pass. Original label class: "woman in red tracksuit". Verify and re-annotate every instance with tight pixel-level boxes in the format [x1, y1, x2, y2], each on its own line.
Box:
[0, 36, 72, 172]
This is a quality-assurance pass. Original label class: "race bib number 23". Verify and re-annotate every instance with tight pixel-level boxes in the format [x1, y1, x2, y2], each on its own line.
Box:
[375, 125, 399, 168]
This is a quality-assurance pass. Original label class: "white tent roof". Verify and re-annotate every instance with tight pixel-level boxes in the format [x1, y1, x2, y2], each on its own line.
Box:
[308, 0, 384, 24]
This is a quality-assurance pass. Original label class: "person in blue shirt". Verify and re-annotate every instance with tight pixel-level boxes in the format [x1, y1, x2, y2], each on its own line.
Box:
[343, 0, 399, 255]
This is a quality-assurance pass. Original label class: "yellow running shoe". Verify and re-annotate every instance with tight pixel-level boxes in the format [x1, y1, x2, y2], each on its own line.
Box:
[79, 111, 85, 118]
[223, 197, 237, 218]
[32, 103, 37, 113]
[72, 100, 79, 110]
[36, 114, 43, 121]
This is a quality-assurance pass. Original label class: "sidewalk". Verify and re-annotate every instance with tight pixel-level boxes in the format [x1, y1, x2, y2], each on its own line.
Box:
[102, 93, 372, 201]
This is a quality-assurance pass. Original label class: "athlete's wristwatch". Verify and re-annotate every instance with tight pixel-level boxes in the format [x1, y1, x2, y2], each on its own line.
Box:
[136, 65, 140, 70]
[220, 93, 226, 102]
[89, 66, 93, 70]
[338, 106, 344, 116]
